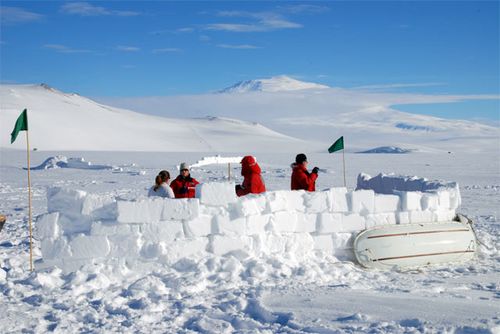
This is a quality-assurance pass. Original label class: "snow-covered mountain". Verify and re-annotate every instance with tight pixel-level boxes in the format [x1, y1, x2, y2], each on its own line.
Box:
[217, 75, 329, 93]
[0, 84, 307, 152]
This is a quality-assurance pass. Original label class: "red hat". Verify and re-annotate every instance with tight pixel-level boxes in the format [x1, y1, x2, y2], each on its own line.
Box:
[241, 155, 256, 165]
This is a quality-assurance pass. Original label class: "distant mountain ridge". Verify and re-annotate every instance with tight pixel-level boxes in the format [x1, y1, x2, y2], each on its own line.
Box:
[218, 75, 329, 93]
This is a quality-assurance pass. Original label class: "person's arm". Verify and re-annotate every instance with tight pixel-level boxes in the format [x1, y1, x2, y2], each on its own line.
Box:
[307, 172, 318, 191]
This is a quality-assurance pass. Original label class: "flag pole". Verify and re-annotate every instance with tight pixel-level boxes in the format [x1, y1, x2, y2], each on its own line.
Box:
[26, 131, 33, 272]
[228, 163, 231, 181]
[342, 148, 346, 188]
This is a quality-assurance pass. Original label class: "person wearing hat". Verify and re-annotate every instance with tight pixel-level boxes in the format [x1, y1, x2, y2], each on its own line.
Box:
[236, 155, 266, 197]
[170, 162, 199, 198]
[291, 153, 319, 191]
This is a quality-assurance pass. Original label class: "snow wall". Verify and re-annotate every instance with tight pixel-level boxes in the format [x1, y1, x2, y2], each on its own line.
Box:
[37, 173, 460, 272]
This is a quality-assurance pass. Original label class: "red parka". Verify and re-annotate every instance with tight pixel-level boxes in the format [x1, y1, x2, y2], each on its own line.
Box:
[236, 156, 266, 197]
[291, 163, 317, 191]
[170, 175, 199, 198]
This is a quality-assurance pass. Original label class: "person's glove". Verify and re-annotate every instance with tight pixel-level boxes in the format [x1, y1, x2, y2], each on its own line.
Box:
[235, 185, 243, 191]
[312, 167, 319, 174]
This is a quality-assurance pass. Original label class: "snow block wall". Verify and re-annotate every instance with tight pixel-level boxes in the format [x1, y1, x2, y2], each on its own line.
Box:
[37, 175, 460, 272]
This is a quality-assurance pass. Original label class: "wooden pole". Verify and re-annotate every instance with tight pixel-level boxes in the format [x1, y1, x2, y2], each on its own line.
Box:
[228, 163, 231, 181]
[26, 131, 33, 272]
[342, 149, 346, 188]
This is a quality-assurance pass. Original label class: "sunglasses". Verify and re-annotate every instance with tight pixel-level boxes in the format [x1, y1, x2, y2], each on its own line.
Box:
[181, 169, 189, 172]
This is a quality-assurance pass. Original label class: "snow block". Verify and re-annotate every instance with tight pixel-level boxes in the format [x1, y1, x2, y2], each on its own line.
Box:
[196, 182, 237, 206]
[408, 210, 434, 224]
[235, 194, 267, 216]
[81, 194, 117, 220]
[327, 187, 349, 212]
[58, 214, 92, 235]
[36, 212, 60, 239]
[90, 221, 140, 236]
[374, 194, 400, 213]
[116, 198, 163, 223]
[41, 237, 71, 260]
[312, 234, 333, 253]
[295, 213, 318, 233]
[365, 213, 397, 228]
[341, 213, 366, 232]
[265, 191, 287, 212]
[331, 232, 354, 250]
[255, 233, 288, 255]
[164, 238, 208, 263]
[433, 209, 456, 222]
[162, 198, 199, 221]
[140, 221, 184, 243]
[437, 190, 451, 210]
[209, 235, 253, 255]
[421, 193, 439, 211]
[271, 211, 298, 233]
[304, 191, 329, 213]
[316, 213, 342, 234]
[350, 190, 375, 215]
[397, 191, 422, 211]
[214, 214, 246, 236]
[140, 242, 166, 259]
[108, 234, 142, 258]
[449, 185, 461, 209]
[69, 235, 110, 259]
[183, 214, 213, 237]
[246, 214, 271, 235]
[47, 187, 86, 216]
[396, 211, 410, 224]
[285, 233, 314, 257]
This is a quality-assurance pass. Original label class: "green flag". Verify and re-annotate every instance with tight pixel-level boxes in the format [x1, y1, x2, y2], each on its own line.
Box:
[11, 109, 28, 144]
[328, 136, 344, 153]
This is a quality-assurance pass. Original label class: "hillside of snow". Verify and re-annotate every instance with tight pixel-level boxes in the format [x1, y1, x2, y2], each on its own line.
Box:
[99, 76, 500, 153]
[0, 84, 307, 152]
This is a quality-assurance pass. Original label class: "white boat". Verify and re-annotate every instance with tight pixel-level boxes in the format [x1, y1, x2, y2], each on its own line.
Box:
[354, 217, 477, 269]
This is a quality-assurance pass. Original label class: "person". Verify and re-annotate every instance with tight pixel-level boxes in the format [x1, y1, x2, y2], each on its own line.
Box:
[236, 155, 266, 197]
[291, 153, 319, 191]
[170, 162, 199, 198]
[148, 170, 175, 198]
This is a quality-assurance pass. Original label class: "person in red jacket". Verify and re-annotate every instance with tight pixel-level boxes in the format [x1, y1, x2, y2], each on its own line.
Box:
[170, 162, 199, 198]
[291, 153, 319, 191]
[236, 155, 266, 197]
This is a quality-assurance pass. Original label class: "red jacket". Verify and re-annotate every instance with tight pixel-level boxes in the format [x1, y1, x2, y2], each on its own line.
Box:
[170, 175, 199, 198]
[236, 156, 266, 197]
[291, 163, 317, 191]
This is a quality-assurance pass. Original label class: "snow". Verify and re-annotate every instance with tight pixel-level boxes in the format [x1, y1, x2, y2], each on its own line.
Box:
[217, 75, 329, 93]
[358, 146, 414, 154]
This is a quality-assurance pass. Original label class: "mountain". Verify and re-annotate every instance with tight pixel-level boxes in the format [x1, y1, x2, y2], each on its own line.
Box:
[217, 75, 329, 93]
[0, 84, 307, 152]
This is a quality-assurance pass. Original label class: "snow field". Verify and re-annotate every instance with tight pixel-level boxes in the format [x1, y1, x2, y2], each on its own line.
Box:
[38, 175, 461, 272]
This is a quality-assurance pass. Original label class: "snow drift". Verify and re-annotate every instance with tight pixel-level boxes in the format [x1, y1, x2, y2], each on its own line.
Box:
[37, 174, 461, 273]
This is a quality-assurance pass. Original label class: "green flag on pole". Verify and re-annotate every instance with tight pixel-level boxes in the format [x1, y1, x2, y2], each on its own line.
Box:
[328, 136, 344, 153]
[11, 109, 28, 144]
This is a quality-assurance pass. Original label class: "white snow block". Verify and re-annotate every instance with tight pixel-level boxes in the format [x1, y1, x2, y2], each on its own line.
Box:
[397, 191, 422, 211]
[265, 191, 288, 212]
[141, 221, 184, 243]
[449, 185, 461, 209]
[47, 187, 87, 216]
[246, 214, 271, 235]
[255, 233, 288, 255]
[350, 190, 375, 215]
[433, 209, 456, 222]
[41, 237, 71, 260]
[162, 198, 199, 221]
[164, 238, 208, 262]
[140, 242, 166, 259]
[107, 234, 142, 258]
[374, 194, 400, 213]
[408, 210, 434, 224]
[312, 234, 333, 253]
[331, 232, 354, 250]
[341, 213, 366, 232]
[284, 190, 306, 212]
[90, 221, 140, 236]
[271, 211, 298, 233]
[327, 187, 349, 212]
[295, 213, 318, 233]
[421, 193, 439, 211]
[365, 213, 397, 229]
[69, 235, 110, 259]
[396, 212, 410, 224]
[196, 182, 237, 206]
[81, 193, 117, 219]
[214, 214, 246, 236]
[235, 194, 267, 216]
[316, 213, 342, 234]
[209, 235, 253, 255]
[36, 212, 60, 239]
[285, 233, 314, 257]
[183, 214, 213, 237]
[116, 198, 163, 223]
[304, 191, 329, 213]
[437, 190, 451, 210]
[57, 214, 92, 235]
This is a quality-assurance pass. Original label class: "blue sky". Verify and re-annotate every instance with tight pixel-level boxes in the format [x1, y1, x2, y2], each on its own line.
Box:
[1, 1, 499, 122]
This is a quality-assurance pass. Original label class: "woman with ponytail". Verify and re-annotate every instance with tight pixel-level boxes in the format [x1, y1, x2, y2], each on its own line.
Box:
[148, 170, 175, 198]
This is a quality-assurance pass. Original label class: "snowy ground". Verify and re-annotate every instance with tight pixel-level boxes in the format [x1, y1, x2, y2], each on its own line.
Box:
[0, 151, 499, 333]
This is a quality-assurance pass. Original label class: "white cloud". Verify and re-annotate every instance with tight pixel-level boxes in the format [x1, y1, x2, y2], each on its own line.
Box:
[0, 6, 43, 25]
[353, 83, 446, 90]
[152, 48, 182, 54]
[43, 44, 91, 54]
[116, 46, 140, 52]
[199, 35, 211, 42]
[206, 11, 302, 32]
[60, 2, 139, 17]
[278, 4, 330, 14]
[217, 44, 260, 49]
